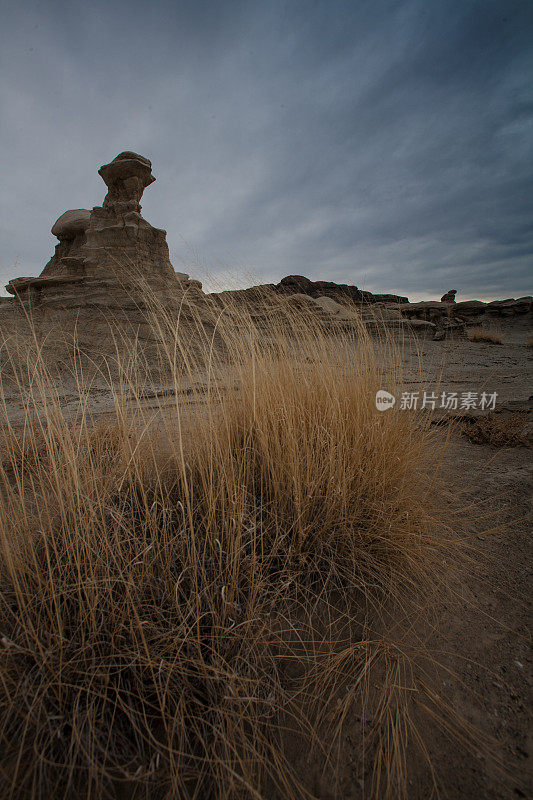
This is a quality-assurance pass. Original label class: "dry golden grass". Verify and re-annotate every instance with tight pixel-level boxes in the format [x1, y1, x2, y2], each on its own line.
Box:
[0, 293, 495, 798]
[467, 326, 503, 344]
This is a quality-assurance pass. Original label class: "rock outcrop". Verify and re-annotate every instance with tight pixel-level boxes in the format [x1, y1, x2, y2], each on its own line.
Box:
[2, 152, 209, 368]
[210, 277, 532, 342]
[400, 298, 533, 321]
[399, 297, 533, 339]
[7, 152, 202, 308]
[208, 275, 408, 314]
[440, 289, 457, 303]
[274, 275, 408, 304]
[51, 209, 91, 241]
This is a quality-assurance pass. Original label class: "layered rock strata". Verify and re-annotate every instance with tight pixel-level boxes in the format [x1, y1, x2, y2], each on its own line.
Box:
[3, 152, 208, 366]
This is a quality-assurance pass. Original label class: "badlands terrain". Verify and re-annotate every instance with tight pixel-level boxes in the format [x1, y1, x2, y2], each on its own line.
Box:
[0, 153, 531, 799]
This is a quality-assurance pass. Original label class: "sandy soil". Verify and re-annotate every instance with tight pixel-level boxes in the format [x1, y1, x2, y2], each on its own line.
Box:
[402, 316, 532, 405]
[427, 435, 531, 799]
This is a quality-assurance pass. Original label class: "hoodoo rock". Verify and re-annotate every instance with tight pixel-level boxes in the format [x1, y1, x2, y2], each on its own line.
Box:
[98, 151, 155, 212]
[440, 289, 457, 303]
[7, 151, 200, 303]
[3, 152, 208, 366]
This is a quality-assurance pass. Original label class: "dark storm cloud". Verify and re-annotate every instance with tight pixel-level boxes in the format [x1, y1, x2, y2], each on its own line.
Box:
[1, 0, 532, 299]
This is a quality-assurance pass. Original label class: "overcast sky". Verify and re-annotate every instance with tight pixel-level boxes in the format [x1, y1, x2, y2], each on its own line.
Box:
[1, 0, 532, 300]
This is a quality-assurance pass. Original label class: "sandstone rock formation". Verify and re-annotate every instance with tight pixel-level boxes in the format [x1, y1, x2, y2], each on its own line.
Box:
[274, 275, 409, 304]
[440, 289, 457, 303]
[51, 209, 91, 241]
[7, 152, 202, 307]
[208, 275, 408, 313]
[400, 297, 533, 340]
[210, 276, 532, 342]
[2, 152, 209, 368]
[3, 155, 530, 362]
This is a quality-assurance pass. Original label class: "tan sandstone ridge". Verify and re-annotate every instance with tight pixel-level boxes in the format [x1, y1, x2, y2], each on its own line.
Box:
[210, 278, 532, 340]
[1, 152, 211, 369]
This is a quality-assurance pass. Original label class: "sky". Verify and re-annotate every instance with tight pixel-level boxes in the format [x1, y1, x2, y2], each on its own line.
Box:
[0, 0, 532, 301]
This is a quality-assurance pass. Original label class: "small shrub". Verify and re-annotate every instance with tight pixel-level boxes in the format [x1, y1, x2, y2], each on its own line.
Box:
[467, 326, 503, 344]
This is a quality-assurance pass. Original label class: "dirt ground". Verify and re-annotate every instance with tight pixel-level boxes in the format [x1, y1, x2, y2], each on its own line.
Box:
[430, 435, 531, 799]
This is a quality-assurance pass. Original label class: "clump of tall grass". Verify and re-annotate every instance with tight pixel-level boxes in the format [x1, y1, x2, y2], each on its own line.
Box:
[0, 292, 485, 798]
[467, 326, 503, 344]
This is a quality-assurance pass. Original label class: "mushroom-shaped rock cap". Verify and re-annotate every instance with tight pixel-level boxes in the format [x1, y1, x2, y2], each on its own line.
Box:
[51, 209, 91, 241]
[98, 151, 155, 190]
